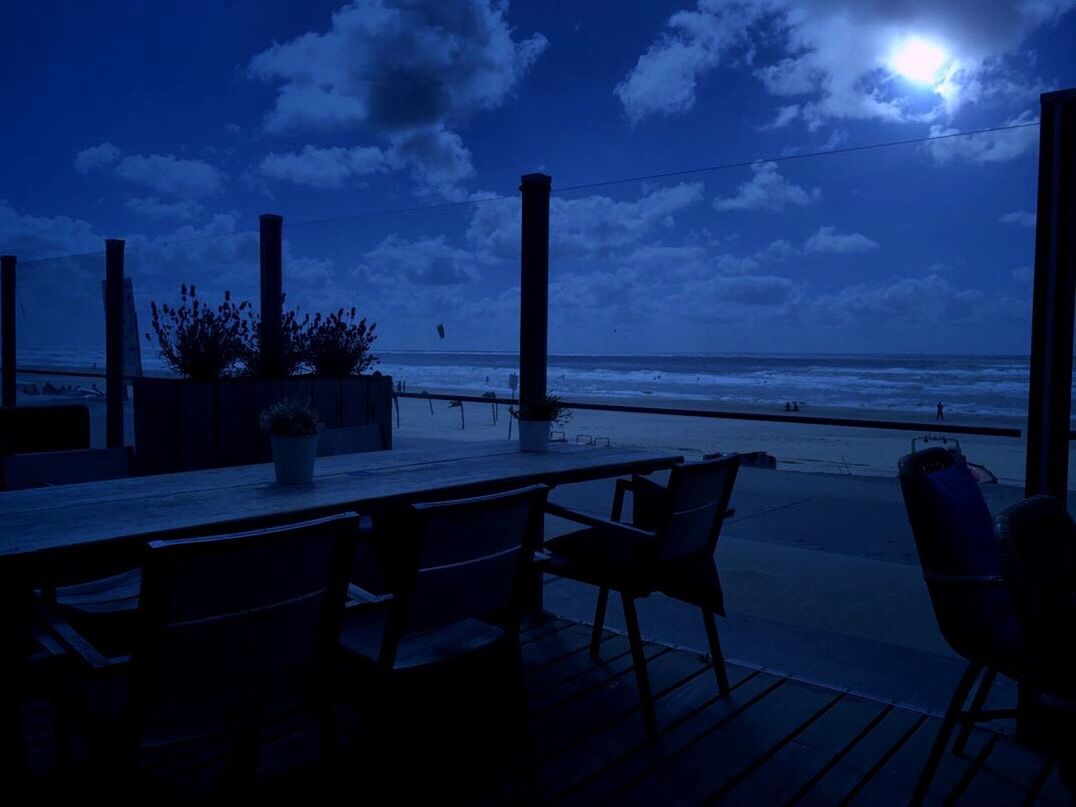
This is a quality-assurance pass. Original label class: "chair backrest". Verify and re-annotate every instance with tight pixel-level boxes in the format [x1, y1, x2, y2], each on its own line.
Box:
[995, 495, 1076, 692]
[0, 404, 90, 455]
[131, 512, 359, 738]
[317, 425, 385, 457]
[378, 485, 548, 664]
[0, 446, 132, 491]
[655, 455, 741, 563]
[898, 447, 1016, 662]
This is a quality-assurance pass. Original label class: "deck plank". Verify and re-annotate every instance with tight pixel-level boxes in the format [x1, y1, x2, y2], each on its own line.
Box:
[849, 714, 994, 805]
[544, 663, 758, 802]
[792, 705, 925, 805]
[718, 694, 890, 806]
[526, 635, 632, 699]
[614, 679, 841, 806]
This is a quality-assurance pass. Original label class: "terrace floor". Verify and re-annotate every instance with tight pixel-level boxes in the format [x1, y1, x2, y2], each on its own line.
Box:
[23, 615, 1068, 804]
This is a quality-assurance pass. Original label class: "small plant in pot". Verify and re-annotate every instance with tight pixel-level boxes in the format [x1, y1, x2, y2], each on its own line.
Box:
[518, 394, 571, 452]
[259, 398, 323, 484]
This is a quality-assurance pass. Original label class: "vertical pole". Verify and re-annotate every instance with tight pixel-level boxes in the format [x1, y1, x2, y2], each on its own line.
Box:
[518, 173, 552, 419]
[105, 240, 125, 448]
[1025, 88, 1076, 499]
[1, 255, 15, 408]
[259, 213, 284, 377]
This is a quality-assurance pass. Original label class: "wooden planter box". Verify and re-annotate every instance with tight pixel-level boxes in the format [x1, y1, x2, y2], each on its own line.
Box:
[133, 374, 393, 474]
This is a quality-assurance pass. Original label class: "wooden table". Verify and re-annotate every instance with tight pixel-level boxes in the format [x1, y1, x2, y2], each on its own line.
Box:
[0, 441, 682, 563]
[0, 441, 682, 777]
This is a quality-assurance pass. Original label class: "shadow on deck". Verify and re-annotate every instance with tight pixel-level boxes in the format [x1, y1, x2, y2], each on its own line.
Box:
[21, 615, 1068, 804]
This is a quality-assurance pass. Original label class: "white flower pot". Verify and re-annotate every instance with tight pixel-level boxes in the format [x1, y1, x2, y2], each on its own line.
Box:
[518, 420, 552, 452]
[271, 433, 319, 484]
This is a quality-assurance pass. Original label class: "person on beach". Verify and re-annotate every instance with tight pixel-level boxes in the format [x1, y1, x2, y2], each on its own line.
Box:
[936, 401, 945, 421]
[784, 402, 791, 412]
[792, 402, 799, 412]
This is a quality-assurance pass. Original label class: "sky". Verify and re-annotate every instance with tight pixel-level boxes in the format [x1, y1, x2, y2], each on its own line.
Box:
[1, 0, 1075, 356]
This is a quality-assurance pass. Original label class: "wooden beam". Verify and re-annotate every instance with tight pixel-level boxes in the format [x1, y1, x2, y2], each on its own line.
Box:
[259, 213, 284, 377]
[519, 173, 551, 419]
[1025, 88, 1076, 498]
[104, 240, 125, 447]
[1, 255, 15, 408]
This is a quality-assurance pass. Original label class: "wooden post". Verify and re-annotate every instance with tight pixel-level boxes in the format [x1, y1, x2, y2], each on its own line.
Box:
[1025, 88, 1076, 499]
[259, 213, 284, 377]
[105, 240, 125, 447]
[519, 173, 551, 419]
[1, 255, 15, 408]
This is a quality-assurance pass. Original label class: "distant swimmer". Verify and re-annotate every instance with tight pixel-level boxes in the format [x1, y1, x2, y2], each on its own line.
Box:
[936, 401, 945, 421]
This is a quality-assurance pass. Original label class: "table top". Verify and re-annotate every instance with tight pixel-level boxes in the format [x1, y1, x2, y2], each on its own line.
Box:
[0, 441, 682, 561]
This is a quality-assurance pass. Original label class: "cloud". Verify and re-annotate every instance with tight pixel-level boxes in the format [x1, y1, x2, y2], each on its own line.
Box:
[357, 234, 480, 286]
[259, 144, 390, 189]
[713, 162, 820, 212]
[616, 1, 1074, 128]
[73, 142, 122, 174]
[999, 209, 1036, 227]
[755, 239, 801, 261]
[468, 182, 705, 261]
[923, 111, 1039, 164]
[387, 126, 475, 199]
[124, 197, 204, 221]
[807, 273, 985, 326]
[111, 153, 223, 198]
[248, 0, 546, 197]
[0, 201, 104, 260]
[804, 226, 879, 254]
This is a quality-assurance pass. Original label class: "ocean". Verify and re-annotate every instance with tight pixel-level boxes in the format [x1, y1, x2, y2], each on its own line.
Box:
[17, 348, 1036, 419]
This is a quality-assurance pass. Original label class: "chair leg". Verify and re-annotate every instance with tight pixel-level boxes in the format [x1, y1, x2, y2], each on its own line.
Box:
[702, 609, 731, 696]
[621, 594, 658, 741]
[911, 661, 982, 805]
[953, 667, 997, 756]
[590, 586, 609, 660]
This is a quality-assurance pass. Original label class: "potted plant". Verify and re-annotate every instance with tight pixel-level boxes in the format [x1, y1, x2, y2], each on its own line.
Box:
[259, 398, 324, 484]
[518, 394, 571, 452]
[136, 285, 393, 474]
[305, 307, 378, 377]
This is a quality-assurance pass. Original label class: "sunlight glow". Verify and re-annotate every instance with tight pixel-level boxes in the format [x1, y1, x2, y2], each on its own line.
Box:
[890, 37, 949, 84]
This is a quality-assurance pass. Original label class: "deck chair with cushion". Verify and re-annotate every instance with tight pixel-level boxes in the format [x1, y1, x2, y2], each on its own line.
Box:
[42, 512, 359, 791]
[543, 454, 741, 740]
[994, 495, 1076, 794]
[897, 447, 1023, 803]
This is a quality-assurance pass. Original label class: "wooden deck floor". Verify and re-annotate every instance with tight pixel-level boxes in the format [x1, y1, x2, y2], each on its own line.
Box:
[22, 614, 1071, 804]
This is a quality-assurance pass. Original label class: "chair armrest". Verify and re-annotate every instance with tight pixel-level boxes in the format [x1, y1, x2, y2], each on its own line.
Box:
[545, 502, 656, 541]
[611, 478, 635, 522]
[37, 605, 131, 670]
[922, 572, 1007, 585]
[346, 583, 394, 612]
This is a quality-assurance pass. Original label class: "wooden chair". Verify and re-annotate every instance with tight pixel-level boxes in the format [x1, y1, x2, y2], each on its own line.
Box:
[339, 485, 548, 797]
[994, 495, 1076, 793]
[41, 512, 360, 790]
[317, 425, 386, 457]
[1, 447, 140, 641]
[543, 455, 741, 740]
[0, 447, 132, 491]
[0, 404, 90, 455]
[897, 448, 1022, 803]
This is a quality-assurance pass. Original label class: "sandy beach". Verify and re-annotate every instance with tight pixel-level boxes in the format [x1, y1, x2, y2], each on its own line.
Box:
[14, 368, 1062, 488]
[392, 390, 1043, 486]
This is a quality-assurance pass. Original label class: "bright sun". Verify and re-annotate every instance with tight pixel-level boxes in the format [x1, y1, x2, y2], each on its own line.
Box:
[890, 37, 948, 84]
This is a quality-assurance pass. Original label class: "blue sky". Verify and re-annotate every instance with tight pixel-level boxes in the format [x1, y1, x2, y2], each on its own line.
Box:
[2, 0, 1074, 356]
